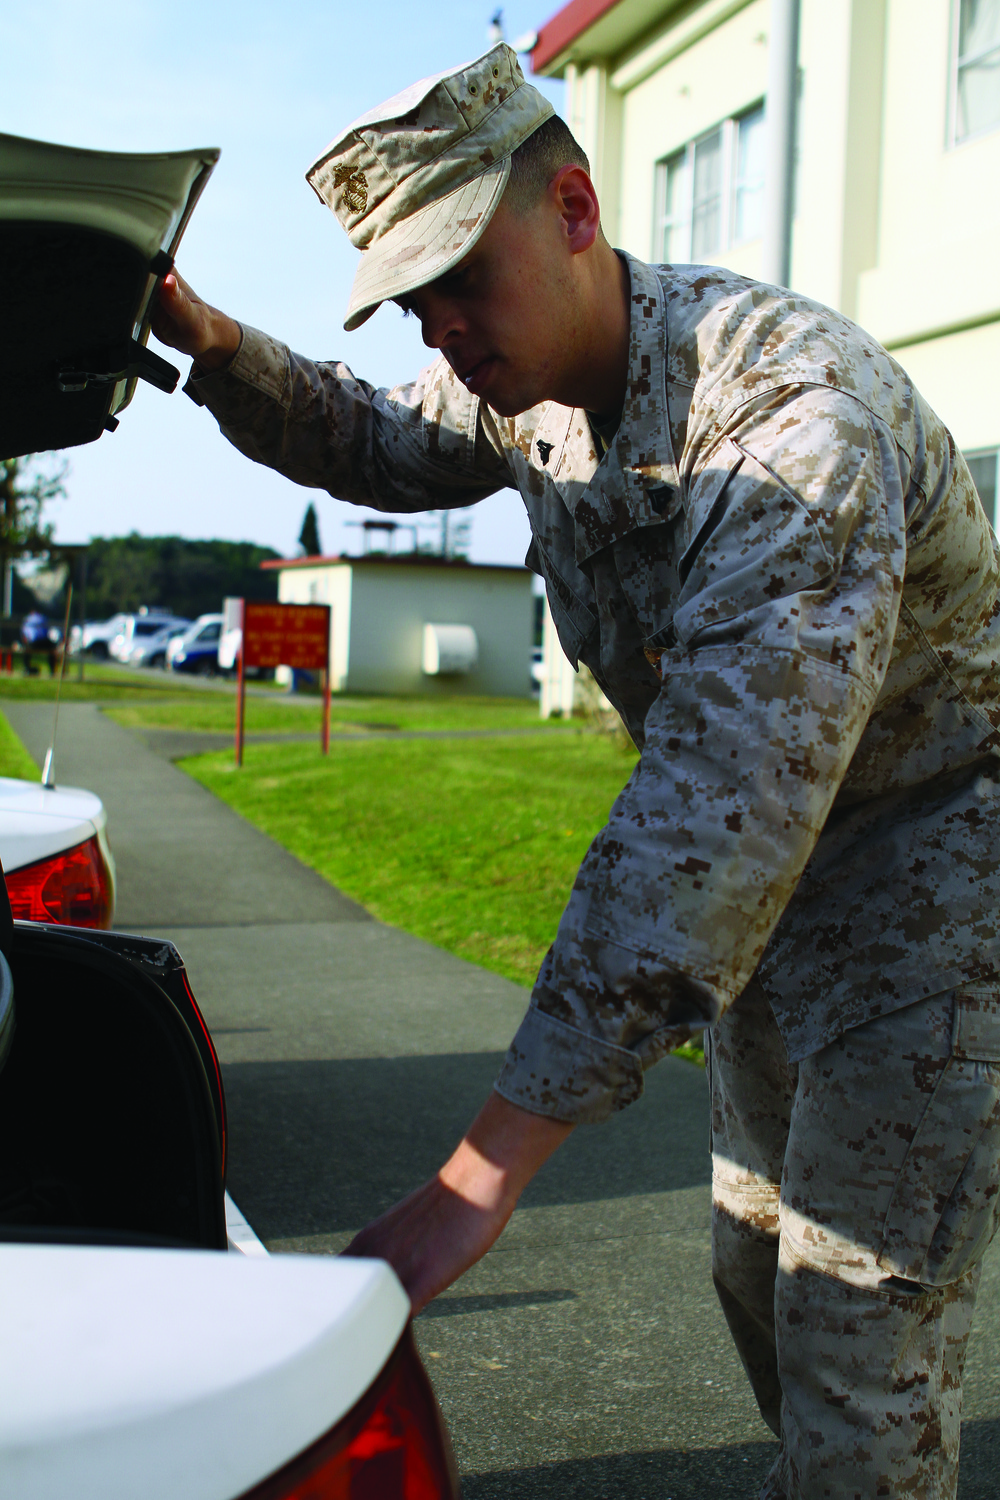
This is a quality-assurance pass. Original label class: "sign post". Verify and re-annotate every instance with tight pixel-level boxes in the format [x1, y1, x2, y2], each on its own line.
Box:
[234, 600, 332, 766]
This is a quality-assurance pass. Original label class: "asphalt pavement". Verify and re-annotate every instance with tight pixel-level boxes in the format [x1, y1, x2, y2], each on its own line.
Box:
[4, 698, 1000, 1497]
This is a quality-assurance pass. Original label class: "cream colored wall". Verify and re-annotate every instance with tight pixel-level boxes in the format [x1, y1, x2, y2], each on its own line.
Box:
[856, 0, 1000, 348]
[888, 324, 1000, 454]
[276, 563, 352, 690]
[566, 61, 624, 244]
[346, 565, 533, 697]
[606, 0, 888, 306]
[561, 0, 999, 461]
[793, 0, 886, 317]
[614, 0, 769, 268]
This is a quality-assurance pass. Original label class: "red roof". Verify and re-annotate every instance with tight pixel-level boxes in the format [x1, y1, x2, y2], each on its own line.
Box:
[532, 0, 623, 73]
[260, 553, 526, 573]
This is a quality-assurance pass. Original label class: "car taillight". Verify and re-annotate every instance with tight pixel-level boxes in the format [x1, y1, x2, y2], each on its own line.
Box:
[5, 834, 113, 928]
[238, 1325, 460, 1500]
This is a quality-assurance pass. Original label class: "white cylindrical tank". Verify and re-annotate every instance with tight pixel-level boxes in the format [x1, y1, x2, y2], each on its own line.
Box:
[422, 623, 478, 675]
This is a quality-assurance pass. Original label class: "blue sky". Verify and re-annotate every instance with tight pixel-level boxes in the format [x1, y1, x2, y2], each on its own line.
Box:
[1, 1, 564, 563]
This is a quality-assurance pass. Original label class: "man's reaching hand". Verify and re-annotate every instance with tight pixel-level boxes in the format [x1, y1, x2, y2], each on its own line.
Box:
[150, 272, 242, 372]
[342, 1089, 573, 1315]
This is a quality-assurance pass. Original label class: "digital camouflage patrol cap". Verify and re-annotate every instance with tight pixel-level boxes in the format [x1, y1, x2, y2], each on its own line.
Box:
[306, 43, 554, 331]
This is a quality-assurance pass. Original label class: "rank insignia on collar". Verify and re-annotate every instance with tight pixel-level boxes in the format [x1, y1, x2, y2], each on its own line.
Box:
[537, 439, 553, 466]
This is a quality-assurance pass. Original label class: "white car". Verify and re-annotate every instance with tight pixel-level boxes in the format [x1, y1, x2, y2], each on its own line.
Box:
[0, 776, 115, 928]
[3, 1245, 456, 1499]
[167, 613, 223, 673]
[128, 618, 191, 668]
[69, 614, 127, 660]
[109, 611, 179, 663]
[0, 801, 459, 1497]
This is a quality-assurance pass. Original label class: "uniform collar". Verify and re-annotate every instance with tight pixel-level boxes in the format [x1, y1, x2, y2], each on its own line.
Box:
[531, 253, 681, 561]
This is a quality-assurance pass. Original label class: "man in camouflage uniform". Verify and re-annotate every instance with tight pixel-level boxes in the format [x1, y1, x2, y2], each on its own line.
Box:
[152, 44, 1000, 1499]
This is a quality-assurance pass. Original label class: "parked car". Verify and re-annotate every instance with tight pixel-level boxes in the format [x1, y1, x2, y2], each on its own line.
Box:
[0, 775, 115, 928]
[169, 613, 223, 675]
[109, 610, 179, 663]
[217, 596, 242, 675]
[0, 130, 459, 1499]
[69, 614, 127, 659]
[128, 617, 190, 668]
[0, 801, 460, 1497]
[4, 1245, 455, 1500]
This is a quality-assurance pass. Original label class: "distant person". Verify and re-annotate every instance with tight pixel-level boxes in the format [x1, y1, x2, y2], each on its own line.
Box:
[151, 45, 1000, 1500]
[20, 610, 56, 676]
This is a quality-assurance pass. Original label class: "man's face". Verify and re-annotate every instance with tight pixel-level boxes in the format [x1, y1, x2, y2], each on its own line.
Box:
[394, 197, 574, 418]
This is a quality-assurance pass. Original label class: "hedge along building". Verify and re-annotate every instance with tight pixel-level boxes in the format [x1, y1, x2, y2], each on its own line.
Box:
[261, 554, 534, 697]
[531, 0, 1000, 713]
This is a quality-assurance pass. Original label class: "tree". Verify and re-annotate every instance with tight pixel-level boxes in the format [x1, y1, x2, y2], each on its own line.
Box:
[0, 454, 67, 612]
[81, 535, 281, 620]
[298, 502, 322, 558]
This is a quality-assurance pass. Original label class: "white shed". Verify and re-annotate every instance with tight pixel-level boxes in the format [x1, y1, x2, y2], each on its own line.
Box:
[262, 554, 534, 698]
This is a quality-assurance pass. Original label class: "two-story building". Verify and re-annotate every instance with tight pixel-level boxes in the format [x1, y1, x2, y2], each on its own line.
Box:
[532, 0, 1000, 714]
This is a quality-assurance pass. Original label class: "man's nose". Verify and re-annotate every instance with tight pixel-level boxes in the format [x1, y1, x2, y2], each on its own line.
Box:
[419, 298, 465, 351]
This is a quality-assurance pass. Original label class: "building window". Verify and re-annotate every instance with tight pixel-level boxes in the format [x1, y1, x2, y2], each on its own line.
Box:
[654, 104, 766, 263]
[953, 0, 1000, 143]
[966, 448, 999, 528]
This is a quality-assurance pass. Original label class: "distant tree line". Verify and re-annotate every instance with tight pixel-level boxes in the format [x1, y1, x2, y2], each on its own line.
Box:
[71, 534, 281, 621]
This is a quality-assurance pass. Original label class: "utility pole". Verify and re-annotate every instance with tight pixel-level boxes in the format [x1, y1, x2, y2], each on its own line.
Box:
[761, 0, 801, 289]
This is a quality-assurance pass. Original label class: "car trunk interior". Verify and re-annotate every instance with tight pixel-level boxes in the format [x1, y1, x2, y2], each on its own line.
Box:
[0, 886, 228, 1250]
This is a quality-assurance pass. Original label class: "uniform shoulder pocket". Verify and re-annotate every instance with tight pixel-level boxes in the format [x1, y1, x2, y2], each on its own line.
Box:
[674, 444, 834, 647]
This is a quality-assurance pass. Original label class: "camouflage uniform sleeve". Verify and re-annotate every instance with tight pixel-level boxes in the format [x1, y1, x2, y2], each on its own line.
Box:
[496, 385, 906, 1123]
[184, 323, 513, 509]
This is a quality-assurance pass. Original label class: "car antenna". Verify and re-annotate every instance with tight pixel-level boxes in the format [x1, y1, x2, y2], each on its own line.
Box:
[41, 579, 74, 789]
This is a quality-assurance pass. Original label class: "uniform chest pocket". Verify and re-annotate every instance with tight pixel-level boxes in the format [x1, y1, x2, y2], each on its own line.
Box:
[674, 445, 835, 647]
[533, 534, 599, 668]
[878, 988, 1000, 1289]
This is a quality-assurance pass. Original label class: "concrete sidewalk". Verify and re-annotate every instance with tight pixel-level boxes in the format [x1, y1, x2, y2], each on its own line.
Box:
[4, 699, 999, 1497]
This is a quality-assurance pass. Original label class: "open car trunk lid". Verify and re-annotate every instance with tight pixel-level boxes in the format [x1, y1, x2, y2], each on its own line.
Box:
[0, 132, 218, 457]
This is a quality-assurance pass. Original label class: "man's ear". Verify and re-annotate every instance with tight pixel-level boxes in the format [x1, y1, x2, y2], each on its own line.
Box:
[549, 165, 601, 255]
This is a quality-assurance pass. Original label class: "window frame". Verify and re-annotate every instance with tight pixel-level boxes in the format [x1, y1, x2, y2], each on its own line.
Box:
[949, 0, 1000, 147]
[653, 100, 766, 265]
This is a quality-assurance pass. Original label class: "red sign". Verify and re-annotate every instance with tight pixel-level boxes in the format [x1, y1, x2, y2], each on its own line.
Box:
[242, 601, 330, 670]
[234, 599, 332, 765]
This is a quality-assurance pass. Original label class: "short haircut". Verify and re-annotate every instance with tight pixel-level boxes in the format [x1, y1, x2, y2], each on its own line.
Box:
[504, 115, 592, 215]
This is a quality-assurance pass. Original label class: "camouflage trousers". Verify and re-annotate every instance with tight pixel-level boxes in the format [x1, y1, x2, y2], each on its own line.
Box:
[707, 976, 1000, 1499]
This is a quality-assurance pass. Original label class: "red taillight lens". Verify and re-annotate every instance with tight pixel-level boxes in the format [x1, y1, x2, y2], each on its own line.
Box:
[6, 835, 113, 928]
[239, 1326, 460, 1500]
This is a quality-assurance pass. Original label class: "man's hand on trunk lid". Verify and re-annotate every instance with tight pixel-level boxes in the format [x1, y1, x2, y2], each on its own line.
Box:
[151, 272, 242, 372]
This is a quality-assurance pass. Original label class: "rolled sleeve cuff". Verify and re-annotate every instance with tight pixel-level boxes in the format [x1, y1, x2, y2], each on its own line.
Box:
[183, 324, 291, 407]
[494, 1003, 645, 1125]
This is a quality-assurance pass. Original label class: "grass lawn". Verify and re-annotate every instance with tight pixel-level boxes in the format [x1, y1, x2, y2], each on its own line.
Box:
[0, 710, 40, 779]
[0, 679, 705, 1063]
[184, 731, 638, 988]
[0, 662, 215, 704]
[106, 691, 566, 737]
